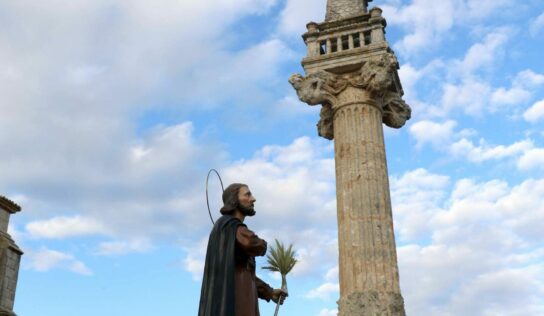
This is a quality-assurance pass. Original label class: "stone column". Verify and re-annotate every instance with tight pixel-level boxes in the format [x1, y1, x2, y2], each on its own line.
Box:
[290, 53, 411, 316]
[333, 87, 404, 315]
[305, 23, 320, 57]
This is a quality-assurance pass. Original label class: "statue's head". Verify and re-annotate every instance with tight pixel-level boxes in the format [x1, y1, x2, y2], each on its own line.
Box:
[220, 183, 256, 216]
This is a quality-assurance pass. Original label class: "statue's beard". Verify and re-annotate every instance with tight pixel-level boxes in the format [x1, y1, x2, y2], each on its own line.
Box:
[239, 203, 256, 216]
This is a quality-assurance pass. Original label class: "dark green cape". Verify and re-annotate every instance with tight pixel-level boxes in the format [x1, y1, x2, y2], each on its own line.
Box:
[198, 215, 243, 316]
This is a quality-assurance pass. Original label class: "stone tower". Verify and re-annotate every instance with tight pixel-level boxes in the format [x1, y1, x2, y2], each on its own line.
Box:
[0, 196, 22, 316]
[289, 0, 410, 315]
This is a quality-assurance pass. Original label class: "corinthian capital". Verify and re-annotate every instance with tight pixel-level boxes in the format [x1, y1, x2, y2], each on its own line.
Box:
[289, 53, 411, 139]
[289, 71, 340, 140]
[288, 70, 340, 106]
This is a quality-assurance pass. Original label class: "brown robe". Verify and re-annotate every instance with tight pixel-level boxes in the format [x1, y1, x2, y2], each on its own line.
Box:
[235, 226, 274, 316]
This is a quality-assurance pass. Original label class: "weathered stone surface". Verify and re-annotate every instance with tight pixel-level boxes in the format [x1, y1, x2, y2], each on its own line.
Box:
[0, 197, 22, 316]
[338, 291, 405, 316]
[289, 53, 411, 139]
[291, 2, 409, 315]
[326, 0, 373, 21]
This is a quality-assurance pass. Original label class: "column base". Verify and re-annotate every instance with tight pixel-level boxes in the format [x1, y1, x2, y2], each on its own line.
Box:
[338, 291, 406, 316]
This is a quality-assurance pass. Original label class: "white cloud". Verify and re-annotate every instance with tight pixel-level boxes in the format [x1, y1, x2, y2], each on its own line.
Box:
[0, 0, 292, 229]
[514, 69, 544, 87]
[391, 168, 450, 241]
[409, 120, 457, 149]
[305, 282, 339, 300]
[392, 169, 544, 315]
[382, 0, 513, 55]
[94, 238, 153, 256]
[449, 138, 534, 163]
[383, 0, 457, 55]
[25, 247, 92, 275]
[316, 308, 338, 316]
[446, 266, 544, 316]
[182, 238, 209, 281]
[26, 216, 108, 239]
[324, 266, 339, 282]
[442, 78, 492, 115]
[456, 31, 509, 76]
[7, 225, 22, 242]
[490, 69, 544, 110]
[222, 137, 336, 229]
[5, 120, 225, 240]
[277, 0, 326, 37]
[491, 86, 531, 107]
[523, 99, 544, 123]
[398, 63, 423, 101]
[464, 0, 512, 19]
[530, 12, 544, 36]
[398, 60, 445, 116]
[517, 148, 544, 171]
[439, 30, 525, 115]
[409, 118, 540, 170]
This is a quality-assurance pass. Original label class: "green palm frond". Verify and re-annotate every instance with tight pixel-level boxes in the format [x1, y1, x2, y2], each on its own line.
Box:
[262, 239, 297, 288]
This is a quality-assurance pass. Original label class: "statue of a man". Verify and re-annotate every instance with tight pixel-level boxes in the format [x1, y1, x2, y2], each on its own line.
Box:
[198, 183, 287, 316]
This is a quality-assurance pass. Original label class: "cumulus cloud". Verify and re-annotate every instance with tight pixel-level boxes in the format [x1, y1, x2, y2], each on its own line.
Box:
[523, 99, 544, 123]
[391, 168, 449, 241]
[435, 31, 544, 116]
[305, 282, 339, 301]
[382, 0, 457, 54]
[398, 60, 445, 117]
[94, 238, 153, 256]
[441, 78, 492, 116]
[408, 117, 542, 170]
[530, 12, 544, 36]
[221, 136, 336, 229]
[277, 0, 326, 37]
[491, 69, 544, 110]
[454, 31, 509, 76]
[517, 148, 544, 171]
[449, 138, 534, 163]
[393, 169, 544, 315]
[316, 308, 338, 316]
[438, 30, 514, 115]
[177, 137, 339, 285]
[26, 216, 108, 239]
[514, 69, 544, 87]
[382, 0, 514, 55]
[25, 247, 92, 275]
[490, 86, 531, 107]
[182, 238, 209, 281]
[3, 120, 225, 241]
[0, 0, 292, 226]
[409, 120, 457, 149]
[306, 169, 544, 314]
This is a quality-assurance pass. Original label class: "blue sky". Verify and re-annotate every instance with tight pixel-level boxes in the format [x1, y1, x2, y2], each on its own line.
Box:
[1, 0, 544, 315]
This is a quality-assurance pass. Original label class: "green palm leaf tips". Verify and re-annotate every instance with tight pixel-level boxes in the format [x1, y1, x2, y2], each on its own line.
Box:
[262, 239, 297, 290]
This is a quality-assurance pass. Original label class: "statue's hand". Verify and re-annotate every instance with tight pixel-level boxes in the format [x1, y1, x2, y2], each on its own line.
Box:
[271, 289, 288, 305]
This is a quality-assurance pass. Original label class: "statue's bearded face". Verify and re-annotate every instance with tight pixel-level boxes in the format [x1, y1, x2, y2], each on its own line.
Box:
[237, 185, 256, 216]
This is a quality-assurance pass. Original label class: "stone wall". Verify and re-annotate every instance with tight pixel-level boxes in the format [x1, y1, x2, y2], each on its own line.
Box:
[0, 197, 22, 316]
[326, 0, 368, 21]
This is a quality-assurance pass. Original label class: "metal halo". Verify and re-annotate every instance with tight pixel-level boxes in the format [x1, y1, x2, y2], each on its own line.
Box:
[205, 169, 225, 225]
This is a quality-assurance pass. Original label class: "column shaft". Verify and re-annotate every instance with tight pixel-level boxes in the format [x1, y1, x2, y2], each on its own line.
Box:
[333, 87, 405, 316]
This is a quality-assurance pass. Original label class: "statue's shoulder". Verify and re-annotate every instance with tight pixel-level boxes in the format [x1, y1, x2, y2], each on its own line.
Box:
[215, 215, 243, 230]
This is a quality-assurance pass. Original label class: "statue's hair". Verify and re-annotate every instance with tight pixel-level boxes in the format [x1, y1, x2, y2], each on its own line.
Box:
[220, 183, 248, 215]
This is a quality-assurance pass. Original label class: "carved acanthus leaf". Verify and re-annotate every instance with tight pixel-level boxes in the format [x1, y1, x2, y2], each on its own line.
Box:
[289, 52, 411, 138]
[288, 71, 339, 106]
[382, 91, 411, 128]
[349, 53, 398, 95]
[289, 71, 340, 139]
